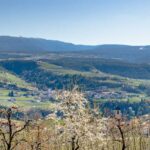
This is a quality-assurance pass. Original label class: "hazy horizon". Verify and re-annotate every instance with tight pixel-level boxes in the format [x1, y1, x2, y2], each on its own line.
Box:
[0, 0, 150, 45]
[1, 35, 150, 46]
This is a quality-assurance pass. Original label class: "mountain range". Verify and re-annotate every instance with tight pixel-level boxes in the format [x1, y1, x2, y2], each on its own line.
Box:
[1, 36, 150, 63]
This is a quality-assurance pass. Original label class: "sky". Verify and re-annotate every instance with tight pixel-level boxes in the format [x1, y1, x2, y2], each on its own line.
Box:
[0, 0, 150, 45]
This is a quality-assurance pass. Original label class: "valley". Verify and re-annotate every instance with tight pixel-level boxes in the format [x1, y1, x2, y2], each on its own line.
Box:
[0, 50, 150, 118]
[0, 37, 149, 150]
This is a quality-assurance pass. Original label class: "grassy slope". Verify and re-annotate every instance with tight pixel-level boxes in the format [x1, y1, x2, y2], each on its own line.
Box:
[0, 67, 34, 89]
[0, 67, 40, 108]
[1, 59, 150, 105]
[39, 61, 150, 102]
[39, 61, 150, 87]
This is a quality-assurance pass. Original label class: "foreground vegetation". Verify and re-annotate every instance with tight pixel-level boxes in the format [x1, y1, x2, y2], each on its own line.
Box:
[0, 90, 149, 150]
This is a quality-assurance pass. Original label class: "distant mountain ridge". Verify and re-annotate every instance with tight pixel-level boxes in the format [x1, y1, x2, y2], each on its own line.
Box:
[1, 36, 150, 63]
[0, 36, 94, 53]
[88, 45, 150, 63]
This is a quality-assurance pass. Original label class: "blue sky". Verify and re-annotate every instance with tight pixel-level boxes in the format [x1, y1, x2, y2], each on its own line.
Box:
[0, 0, 150, 45]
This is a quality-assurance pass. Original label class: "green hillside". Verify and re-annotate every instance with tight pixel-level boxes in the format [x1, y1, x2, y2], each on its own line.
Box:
[0, 68, 33, 89]
[0, 55, 149, 117]
[0, 67, 40, 108]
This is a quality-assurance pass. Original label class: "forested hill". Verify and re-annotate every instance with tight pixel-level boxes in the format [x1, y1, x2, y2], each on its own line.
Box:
[86, 45, 150, 63]
[1, 36, 150, 63]
[0, 36, 93, 53]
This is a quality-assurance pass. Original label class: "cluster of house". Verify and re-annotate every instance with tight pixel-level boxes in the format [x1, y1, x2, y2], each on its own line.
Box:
[38, 89, 57, 102]
[86, 88, 127, 100]
[5, 88, 57, 104]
